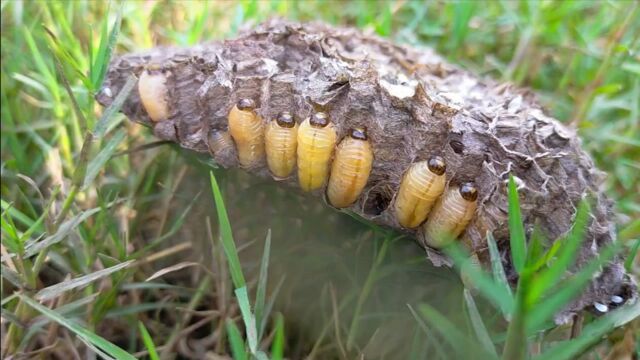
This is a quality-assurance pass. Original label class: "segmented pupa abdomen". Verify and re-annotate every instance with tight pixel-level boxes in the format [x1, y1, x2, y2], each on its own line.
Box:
[207, 129, 237, 168]
[265, 112, 298, 179]
[297, 113, 337, 192]
[394, 157, 446, 228]
[423, 183, 478, 248]
[228, 99, 265, 168]
[327, 128, 373, 208]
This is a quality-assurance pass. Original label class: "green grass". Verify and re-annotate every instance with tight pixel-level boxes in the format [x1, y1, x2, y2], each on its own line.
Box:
[1, 1, 638, 359]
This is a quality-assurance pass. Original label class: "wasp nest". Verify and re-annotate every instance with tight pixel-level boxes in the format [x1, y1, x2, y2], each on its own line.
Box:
[97, 20, 636, 323]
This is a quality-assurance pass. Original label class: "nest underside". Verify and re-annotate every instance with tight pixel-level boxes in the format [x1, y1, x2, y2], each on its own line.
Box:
[97, 20, 636, 322]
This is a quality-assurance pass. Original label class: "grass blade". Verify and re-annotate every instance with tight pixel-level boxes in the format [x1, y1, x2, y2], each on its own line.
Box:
[271, 313, 285, 360]
[487, 232, 512, 299]
[501, 271, 528, 360]
[503, 176, 539, 360]
[22, 26, 59, 103]
[255, 229, 271, 340]
[82, 128, 126, 189]
[209, 171, 245, 288]
[1, 199, 38, 229]
[526, 242, 620, 332]
[527, 200, 591, 305]
[46, 29, 88, 133]
[226, 319, 248, 360]
[624, 238, 639, 271]
[93, 74, 135, 138]
[137, 321, 160, 360]
[23, 206, 103, 257]
[445, 244, 514, 316]
[91, 5, 122, 90]
[407, 304, 449, 360]
[144, 261, 200, 282]
[534, 301, 640, 360]
[36, 260, 133, 301]
[507, 174, 526, 274]
[418, 303, 495, 360]
[463, 290, 498, 358]
[19, 295, 136, 360]
[258, 275, 286, 339]
[31, 293, 100, 328]
[346, 232, 392, 349]
[1, 265, 25, 288]
[1, 209, 24, 255]
[235, 286, 258, 353]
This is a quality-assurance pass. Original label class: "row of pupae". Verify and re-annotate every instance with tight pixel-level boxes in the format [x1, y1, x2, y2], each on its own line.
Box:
[138, 69, 477, 247]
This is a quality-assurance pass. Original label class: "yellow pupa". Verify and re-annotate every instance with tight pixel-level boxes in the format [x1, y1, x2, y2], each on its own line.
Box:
[394, 157, 446, 228]
[326, 128, 374, 208]
[265, 111, 299, 179]
[228, 98, 265, 168]
[296, 112, 337, 192]
[423, 182, 478, 248]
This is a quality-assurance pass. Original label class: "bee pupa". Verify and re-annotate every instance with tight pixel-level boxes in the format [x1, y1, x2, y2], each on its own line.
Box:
[265, 111, 299, 179]
[138, 66, 170, 122]
[228, 98, 265, 168]
[327, 128, 374, 208]
[394, 157, 446, 228]
[296, 112, 338, 192]
[422, 182, 478, 248]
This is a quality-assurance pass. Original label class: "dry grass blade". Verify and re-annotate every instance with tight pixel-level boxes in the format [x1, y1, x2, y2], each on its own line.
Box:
[36, 260, 134, 301]
[30, 294, 100, 328]
[145, 261, 200, 282]
[112, 140, 174, 158]
[18, 294, 136, 360]
[23, 207, 103, 257]
[1, 264, 24, 288]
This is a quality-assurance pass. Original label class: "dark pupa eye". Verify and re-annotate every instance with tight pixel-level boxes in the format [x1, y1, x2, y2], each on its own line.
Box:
[276, 111, 295, 128]
[459, 182, 478, 201]
[237, 98, 256, 111]
[349, 127, 368, 140]
[427, 156, 446, 176]
[309, 112, 330, 128]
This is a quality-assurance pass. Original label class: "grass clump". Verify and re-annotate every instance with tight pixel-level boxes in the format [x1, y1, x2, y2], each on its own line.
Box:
[417, 175, 638, 360]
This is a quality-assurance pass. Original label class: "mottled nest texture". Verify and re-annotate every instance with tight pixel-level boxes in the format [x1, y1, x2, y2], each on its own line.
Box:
[97, 20, 636, 322]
